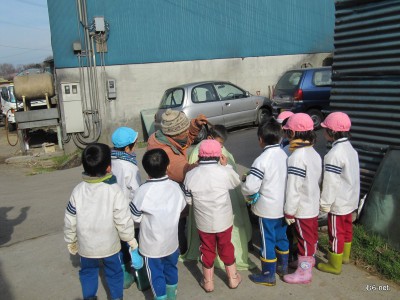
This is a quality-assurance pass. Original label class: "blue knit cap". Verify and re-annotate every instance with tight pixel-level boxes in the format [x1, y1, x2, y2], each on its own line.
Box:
[112, 127, 138, 148]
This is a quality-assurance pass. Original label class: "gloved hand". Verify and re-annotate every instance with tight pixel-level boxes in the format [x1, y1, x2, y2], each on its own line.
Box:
[320, 206, 330, 213]
[195, 114, 208, 127]
[285, 218, 295, 225]
[245, 192, 260, 205]
[130, 247, 144, 270]
[67, 242, 78, 255]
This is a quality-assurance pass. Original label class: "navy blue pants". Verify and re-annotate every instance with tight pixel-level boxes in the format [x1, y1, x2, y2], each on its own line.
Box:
[79, 252, 123, 299]
[259, 217, 289, 260]
[145, 249, 179, 297]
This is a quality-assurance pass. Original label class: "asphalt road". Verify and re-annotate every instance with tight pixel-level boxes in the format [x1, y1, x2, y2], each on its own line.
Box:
[0, 125, 399, 299]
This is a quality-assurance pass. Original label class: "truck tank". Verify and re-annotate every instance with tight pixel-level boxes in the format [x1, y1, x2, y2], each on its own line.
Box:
[13, 73, 55, 101]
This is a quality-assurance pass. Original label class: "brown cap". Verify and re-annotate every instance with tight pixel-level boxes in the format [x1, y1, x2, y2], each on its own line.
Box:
[161, 109, 190, 136]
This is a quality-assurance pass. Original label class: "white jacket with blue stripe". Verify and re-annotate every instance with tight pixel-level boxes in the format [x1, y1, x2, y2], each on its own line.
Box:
[241, 144, 287, 219]
[320, 138, 360, 215]
[64, 174, 136, 258]
[284, 146, 322, 218]
[130, 176, 186, 258]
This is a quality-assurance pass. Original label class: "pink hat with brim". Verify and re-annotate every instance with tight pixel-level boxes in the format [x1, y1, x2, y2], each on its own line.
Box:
[282, 113, 314, 132]
[321, 112, 351, 131]
[199, 139, 222, 157]
[277, 111, 294, 123]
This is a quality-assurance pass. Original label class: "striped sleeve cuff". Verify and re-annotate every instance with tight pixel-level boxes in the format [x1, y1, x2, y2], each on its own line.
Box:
[325, 164, 342, 175]
[66, 201, 76, 215]
[287, 166, 306, 178]
[130, 202, 142, 217]
[249, 167, 264, 180]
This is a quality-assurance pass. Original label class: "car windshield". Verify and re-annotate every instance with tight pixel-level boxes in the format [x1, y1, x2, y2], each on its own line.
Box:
[275, 71, 303, 91]
[159, 88, 184, 109]
[8, 86, 16, 103]
[1, 86, 16, 103]
[214, 83, 245, 100]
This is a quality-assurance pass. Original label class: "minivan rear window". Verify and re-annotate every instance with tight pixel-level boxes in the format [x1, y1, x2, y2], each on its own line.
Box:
[159, 88, 184, 108]
[313, 70, 332, 87]
[275, 71, 303, 90]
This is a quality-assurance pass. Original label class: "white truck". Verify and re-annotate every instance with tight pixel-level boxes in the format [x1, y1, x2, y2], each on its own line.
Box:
[0, 83, 22, 131]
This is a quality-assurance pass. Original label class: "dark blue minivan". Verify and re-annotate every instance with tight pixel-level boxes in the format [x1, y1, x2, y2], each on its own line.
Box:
[272, 66, 331, 128]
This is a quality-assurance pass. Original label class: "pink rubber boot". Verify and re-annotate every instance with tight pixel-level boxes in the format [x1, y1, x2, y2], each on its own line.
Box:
[201, 265, 214, 292]
[283, 256, 313, 284]
[289, 255, 316, 269]
[225, 263, 242, 289]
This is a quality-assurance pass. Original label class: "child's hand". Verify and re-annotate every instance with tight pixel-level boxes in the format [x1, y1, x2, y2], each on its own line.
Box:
[220, 154, 228, 166]
[241, 172, 248, 182]
[285, 218, 295, 225]
[320, 205, 330, 213]
[245, 193, 260, 205]
[128, 239, 138, 250]
[67, 242, 78, 255]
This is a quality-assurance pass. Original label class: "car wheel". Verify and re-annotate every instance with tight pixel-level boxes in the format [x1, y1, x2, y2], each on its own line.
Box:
[256, 107, 271, 125]
[307, 109, 323, 129]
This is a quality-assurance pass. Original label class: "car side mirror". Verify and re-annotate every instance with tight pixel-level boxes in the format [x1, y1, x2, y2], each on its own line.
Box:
[245, 91, 250, 97]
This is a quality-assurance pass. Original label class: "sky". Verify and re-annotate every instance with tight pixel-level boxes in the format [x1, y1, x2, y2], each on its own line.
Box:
[0, 0, 52, 67]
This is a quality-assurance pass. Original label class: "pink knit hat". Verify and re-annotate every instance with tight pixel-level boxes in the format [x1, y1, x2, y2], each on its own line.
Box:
[321, 112, 351, 131]
[199, 139, 222, 158]
[282, 113, 314, 132]
[277, 111, 294, 123]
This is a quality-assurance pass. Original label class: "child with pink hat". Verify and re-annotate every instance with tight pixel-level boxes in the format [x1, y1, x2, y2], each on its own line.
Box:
[276, 111, 294, 156]
[282, 113, 322, 284]
[182, 139, 242, 292]
[317, 112, 360, 275]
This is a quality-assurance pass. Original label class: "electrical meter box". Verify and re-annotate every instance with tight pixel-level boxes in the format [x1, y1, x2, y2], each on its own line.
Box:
[61, 82, 85, 133]
[94, 17, 105, 32]
[107, 79, 116, 99]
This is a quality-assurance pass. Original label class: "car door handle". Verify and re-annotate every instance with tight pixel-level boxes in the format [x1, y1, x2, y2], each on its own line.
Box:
[225, 103, 231, 106]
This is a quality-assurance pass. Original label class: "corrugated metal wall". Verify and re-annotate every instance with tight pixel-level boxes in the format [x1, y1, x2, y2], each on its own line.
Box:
[47, 0, 334, 68]
[331, 0, 400, 196]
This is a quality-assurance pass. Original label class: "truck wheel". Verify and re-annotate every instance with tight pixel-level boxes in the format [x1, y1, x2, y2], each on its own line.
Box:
[256, 107, 271, 125]
[307, 109, 323, 129]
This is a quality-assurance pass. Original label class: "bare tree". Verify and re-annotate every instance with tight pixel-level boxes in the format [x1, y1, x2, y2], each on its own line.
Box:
[0, 64, 17, 77]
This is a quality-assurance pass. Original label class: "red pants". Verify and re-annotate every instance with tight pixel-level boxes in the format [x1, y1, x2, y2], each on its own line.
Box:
[328, 213, 353, 254]
[295, 217, 318, 257]
[198, 226, 235, 268]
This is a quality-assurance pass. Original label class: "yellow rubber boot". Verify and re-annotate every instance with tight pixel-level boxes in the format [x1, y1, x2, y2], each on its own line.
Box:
[317, 251, 343, 275]
[342, 242, 352, 264]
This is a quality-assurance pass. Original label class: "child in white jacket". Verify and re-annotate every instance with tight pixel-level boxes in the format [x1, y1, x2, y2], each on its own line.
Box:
[64, 143, 138, 300]
[317, 112, 360, 275]
[242, 119, 289, 286]
[183, 139, 241, 292]
[130, 148, 186, 300]
[282, 113, 322, 284]
[111, 126, 142, 289]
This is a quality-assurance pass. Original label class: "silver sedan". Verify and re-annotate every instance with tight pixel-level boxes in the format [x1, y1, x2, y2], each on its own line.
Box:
[154, 81, 272, 131]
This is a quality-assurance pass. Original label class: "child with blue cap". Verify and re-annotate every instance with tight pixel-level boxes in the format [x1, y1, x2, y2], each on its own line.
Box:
[111, 126, 142, 289]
